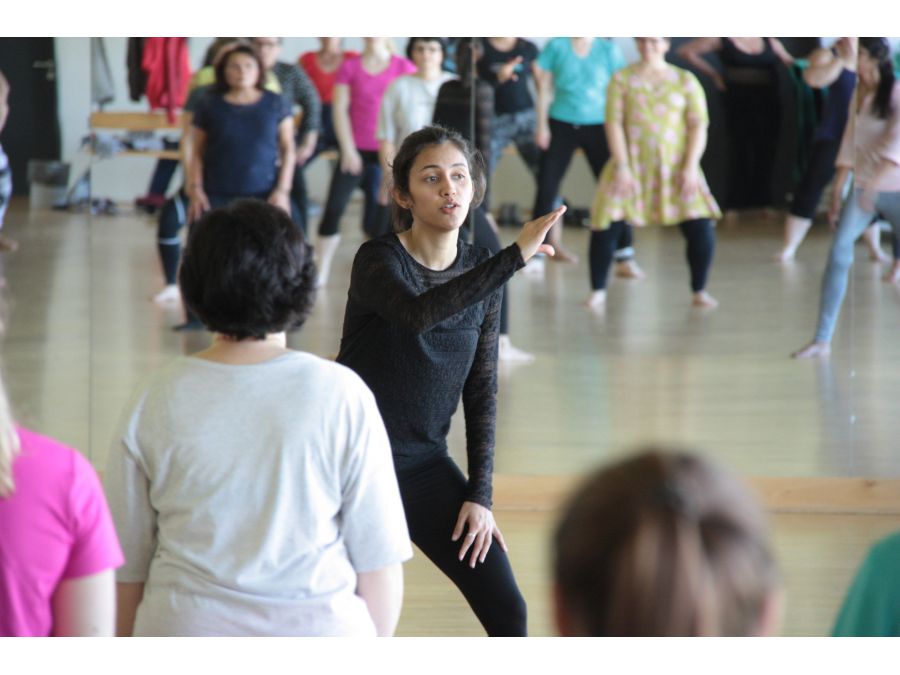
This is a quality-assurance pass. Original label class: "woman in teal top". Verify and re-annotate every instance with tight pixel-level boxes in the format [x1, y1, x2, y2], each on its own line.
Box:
[532, 37, 641, 277]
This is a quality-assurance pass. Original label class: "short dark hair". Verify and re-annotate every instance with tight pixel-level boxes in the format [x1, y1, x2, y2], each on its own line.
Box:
[553, 449, 778, 636]
[406, 37, 447, 64]
[214, 44, 267, 93]
[390, 125, 487, 232]
[179, 200, 317, 339]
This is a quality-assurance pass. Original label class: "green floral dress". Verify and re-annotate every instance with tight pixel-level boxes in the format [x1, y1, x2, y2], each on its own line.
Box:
[591, 64, 722, 229]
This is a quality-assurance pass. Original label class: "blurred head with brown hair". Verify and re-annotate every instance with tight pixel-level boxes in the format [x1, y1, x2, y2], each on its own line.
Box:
[553, 448, 781, 636]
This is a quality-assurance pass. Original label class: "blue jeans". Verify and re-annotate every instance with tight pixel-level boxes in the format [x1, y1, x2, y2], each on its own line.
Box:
[815, 187, 900, 343]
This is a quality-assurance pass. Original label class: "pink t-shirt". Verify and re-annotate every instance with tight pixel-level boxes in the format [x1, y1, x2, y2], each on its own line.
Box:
[0, 428, 124, 636]
[836, 81, 900, 191]
[335, 54, 416, 151]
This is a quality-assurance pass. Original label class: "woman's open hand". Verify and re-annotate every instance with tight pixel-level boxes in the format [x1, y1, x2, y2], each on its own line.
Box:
[188, 188, 210, 223]
[515, 205, 567, 260]
[451, 501, 508, 568]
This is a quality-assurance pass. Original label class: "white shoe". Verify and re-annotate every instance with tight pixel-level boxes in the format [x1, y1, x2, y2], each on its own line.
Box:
[498, 336, 535, 363]
[152, 284, 180, 305]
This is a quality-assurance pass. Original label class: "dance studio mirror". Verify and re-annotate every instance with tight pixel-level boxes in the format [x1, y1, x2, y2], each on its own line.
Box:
[1, 33, 897, 638]
[76, 35, 900, 482]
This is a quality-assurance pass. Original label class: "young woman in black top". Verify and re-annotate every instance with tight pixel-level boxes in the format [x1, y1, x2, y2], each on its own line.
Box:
[336, 125, 564, 636]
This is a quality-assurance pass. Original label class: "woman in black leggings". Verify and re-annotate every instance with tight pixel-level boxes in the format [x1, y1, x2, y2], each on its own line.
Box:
[588, 38, 721, 310]
[336, 125, 565, 635]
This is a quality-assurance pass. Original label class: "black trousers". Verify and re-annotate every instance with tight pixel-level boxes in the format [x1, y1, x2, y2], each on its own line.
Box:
[723, 83, 780, 210]
[317, 150, 390, 238]
[533, 118, 633, 258]
[396, 456, 527, 637]
[589, 219, 715, 292]
[466, 207, 509, 335]
[788, 136, 840, 220]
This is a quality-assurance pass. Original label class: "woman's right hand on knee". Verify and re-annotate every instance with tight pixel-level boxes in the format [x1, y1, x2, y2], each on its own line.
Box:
[515, 205, 567, 261]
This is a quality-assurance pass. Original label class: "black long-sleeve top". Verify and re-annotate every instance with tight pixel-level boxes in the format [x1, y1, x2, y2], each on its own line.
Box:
[336, 234, 525, 507]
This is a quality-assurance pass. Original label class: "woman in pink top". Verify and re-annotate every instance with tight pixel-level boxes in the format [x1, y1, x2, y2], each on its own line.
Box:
[299, 38, 359, 157]
[0, 375, 123, 636]
[314, 38, 415, 288]
[793, 38, 900, 359]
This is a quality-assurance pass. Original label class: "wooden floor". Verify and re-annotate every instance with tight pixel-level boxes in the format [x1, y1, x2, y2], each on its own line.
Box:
[2, 197, 900, 636]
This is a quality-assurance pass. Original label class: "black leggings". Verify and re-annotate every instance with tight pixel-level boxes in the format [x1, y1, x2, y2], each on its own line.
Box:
[533, 118, 633, 258]
[157, 188, 189, 285]
[589, 219, 715, 292]
[396, 456, 527, 637]
[317, 149, 390, 238]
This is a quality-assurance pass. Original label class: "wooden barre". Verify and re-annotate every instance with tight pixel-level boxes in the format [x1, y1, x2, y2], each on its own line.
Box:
[90, 110, 184, 131]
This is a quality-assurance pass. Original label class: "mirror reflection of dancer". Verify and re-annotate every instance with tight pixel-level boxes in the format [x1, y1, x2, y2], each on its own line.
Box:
[315, 38, 415, 288]
[678, 37, 794, 220]
[0, 70, 17, 254]
[187, 44, 295, 222]
[533, 37, 642, 274]
[587, 38, 720, 311]
[793, 38, 900, 359]
[553, 450, 781, 636]
[337, 126, 566, 636]
[775, 38, 887, 263]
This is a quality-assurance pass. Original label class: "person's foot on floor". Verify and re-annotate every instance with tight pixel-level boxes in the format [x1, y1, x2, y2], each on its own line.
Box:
[0, 235, 19, 252]
[774, 246, 797, 263]
[152, 284, 180, 305]
[549, 245, 578, 264]
[584, 290, 607, 312]
[172, 319, 205, 332]
[883, 261, 900, 283]
[791, 341, 831, 359]
[498, 335, 535, 363]
[692, 290, 718, 308]
[615, 259, 646, 279]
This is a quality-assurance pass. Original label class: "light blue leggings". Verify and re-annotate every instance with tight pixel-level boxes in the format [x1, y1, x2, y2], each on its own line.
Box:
[815, 187, 900, 343]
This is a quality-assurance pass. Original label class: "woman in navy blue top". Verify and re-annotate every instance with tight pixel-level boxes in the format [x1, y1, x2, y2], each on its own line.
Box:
[188, 44, 295, 221]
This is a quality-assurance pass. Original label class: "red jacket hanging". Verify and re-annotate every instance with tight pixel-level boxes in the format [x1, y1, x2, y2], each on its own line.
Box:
[142, 37, 191, 123]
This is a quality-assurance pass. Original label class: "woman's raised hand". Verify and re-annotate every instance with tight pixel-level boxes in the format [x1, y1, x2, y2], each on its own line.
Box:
[514, 205, 567, 261]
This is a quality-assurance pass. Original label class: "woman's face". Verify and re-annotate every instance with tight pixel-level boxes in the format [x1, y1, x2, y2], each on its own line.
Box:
[224, 53, 260, 91]
[411, 40, 443, 72]
[857, 47, 880, 85]
[398, 142, 475, 233]
[251, 38, 280, 71]
[364, 37, 388, 50]
[320, 37, 341, 51]
[635, 37, 670, 63]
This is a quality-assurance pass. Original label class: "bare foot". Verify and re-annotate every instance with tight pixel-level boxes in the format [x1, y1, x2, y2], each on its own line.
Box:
[614, 259, 646, 280]
[774, 247, 796, 263]
[692, 290, 718, 308]
[870, 248, 892, 264]
[152, 284, 180, 305]
[498, 335, 535, 363]
[584, 290, 607, 312]
[792, 341, 831, 359]
[0, 235, 18, 252]
[883, 262, 900, 284]
[550, 245, 578, 264]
